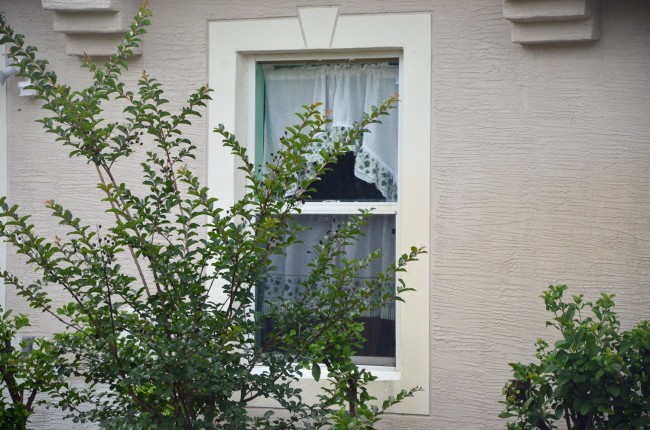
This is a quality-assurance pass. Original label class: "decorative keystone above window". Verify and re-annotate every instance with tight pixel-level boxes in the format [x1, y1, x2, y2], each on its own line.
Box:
[42, 0, 142, 56]
[503, 0, 601, 44]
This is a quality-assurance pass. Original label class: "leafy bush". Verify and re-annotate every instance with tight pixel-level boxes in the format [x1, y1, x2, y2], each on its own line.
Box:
[0, 308, 66, 430]
[500, 285, 650, 430]
[0, 4, 422, 429]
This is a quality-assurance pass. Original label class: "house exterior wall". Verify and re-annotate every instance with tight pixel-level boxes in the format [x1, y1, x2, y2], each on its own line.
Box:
[0, 45, 7, 311]
[0, 0, 649, 428]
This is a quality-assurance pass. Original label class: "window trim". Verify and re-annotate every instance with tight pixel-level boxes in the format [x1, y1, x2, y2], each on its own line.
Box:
[208, 9, 431, 415]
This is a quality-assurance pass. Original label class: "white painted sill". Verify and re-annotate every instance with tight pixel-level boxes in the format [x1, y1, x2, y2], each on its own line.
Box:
[252, 365, 401, 381]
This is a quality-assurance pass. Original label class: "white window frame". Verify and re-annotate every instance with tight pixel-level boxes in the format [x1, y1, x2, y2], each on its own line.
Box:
[253, 56, 400, 367]
[208, 8, 431, 415]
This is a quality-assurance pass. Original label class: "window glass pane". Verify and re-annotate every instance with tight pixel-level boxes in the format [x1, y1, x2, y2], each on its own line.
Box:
[257, 214, 396, 364]
[261, 62, 399, 202]
[256, 61, 399, 366]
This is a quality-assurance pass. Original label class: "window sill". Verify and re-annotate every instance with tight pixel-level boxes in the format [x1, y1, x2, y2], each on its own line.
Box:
[251, 365, 402, 381]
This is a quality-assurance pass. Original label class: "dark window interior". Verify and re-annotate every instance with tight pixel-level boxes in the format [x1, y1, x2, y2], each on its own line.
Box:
[308, 151, 385, 202]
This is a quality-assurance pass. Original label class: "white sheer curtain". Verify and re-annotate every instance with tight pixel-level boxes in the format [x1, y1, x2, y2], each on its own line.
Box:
[259, 63, 399, 327]
[260, 215, 396, 321]
[262, 63, 399, 201]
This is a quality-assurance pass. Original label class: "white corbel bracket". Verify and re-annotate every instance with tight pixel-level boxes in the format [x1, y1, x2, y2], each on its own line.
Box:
[503, 0, 601, 45]
[42, 0, 142, 57]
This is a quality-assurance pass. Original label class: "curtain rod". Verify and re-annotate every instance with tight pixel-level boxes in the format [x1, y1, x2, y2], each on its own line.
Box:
[258, 58, 399, 66]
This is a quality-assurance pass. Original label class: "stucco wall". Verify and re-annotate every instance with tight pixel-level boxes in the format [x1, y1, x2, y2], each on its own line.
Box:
[0, 0, 649, 428]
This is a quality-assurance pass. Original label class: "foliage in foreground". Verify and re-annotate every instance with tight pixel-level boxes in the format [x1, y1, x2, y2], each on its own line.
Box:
[0, 308, 65, 430]
[500, 285, 650, 430]
[0, 5, 423, 429]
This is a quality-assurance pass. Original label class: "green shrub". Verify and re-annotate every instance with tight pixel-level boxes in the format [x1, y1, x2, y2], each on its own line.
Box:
[0, 4, 422, 429]
[500, 285, 650, 430]
[0, 308, 66, 430]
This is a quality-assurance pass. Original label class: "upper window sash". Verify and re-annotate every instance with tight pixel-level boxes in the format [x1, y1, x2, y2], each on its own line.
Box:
[252, 58, 401, 205]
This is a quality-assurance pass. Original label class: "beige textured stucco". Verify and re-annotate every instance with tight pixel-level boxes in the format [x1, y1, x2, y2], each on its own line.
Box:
[0, 0, 649, 428]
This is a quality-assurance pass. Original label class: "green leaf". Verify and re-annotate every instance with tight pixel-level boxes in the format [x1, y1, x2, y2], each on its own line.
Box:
[607, 385, 620, 397]
[554, 339, 569, 349]
[311, 363, 321, 382]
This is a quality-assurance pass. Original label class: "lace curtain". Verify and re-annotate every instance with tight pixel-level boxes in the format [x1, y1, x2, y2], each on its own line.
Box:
[262, 63, 399, 201]
[259, 214, 396, 321]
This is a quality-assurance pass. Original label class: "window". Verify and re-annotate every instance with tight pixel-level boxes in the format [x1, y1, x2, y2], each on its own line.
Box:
[208, 8, 431, 415]
[255, 61, 399, 365]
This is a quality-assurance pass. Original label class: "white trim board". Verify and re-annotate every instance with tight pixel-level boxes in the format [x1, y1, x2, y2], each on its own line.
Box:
[208, 9, 431, 416]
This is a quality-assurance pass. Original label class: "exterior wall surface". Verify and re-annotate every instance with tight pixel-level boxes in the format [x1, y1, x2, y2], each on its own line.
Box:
[0, 0, 649, 429]
[0, 39, 7, 311]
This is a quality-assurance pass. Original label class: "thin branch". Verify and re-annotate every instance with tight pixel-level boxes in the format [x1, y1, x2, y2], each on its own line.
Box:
[95, 164, 152, 298]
